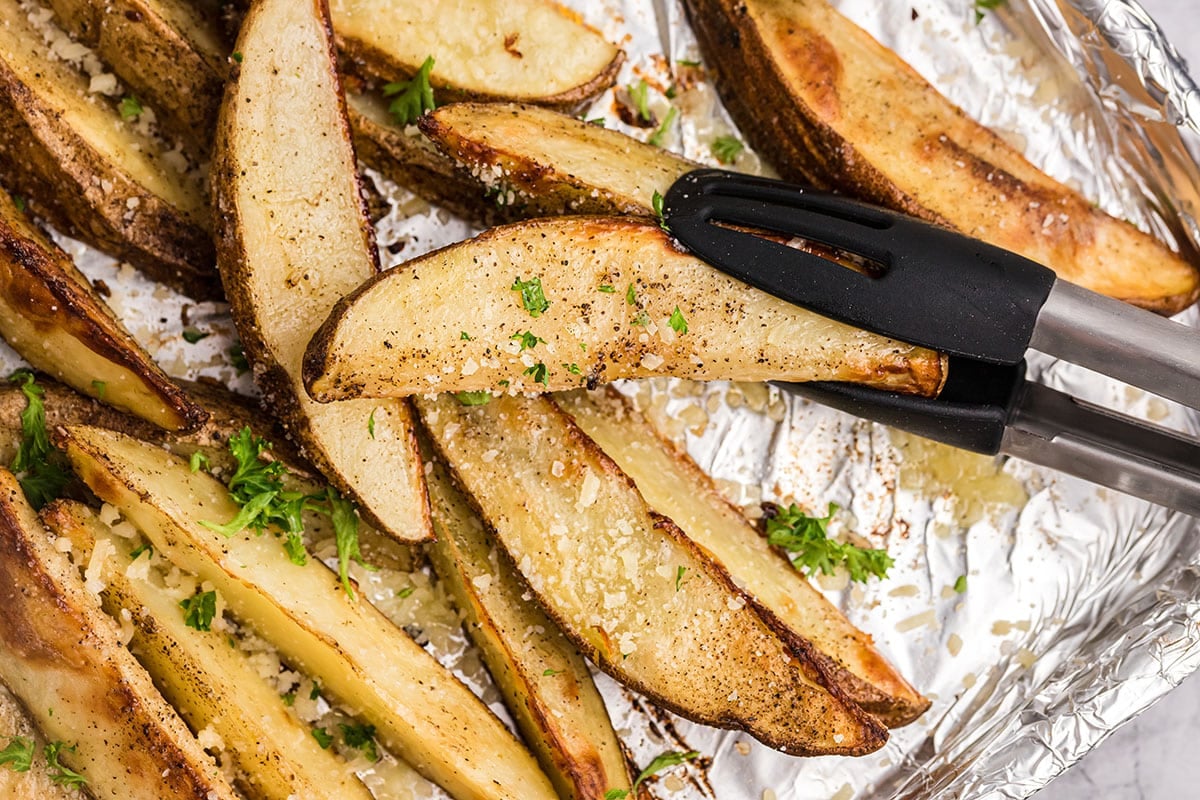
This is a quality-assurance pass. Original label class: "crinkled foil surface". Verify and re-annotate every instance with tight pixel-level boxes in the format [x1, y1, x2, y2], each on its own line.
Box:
[18, 1, 1200, 798]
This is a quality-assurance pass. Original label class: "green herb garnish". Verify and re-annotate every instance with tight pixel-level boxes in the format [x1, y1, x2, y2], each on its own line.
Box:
[628, 79, 651, 123]
[974, 0, 1006, 23]
[180, 590, 217, 631]
[605, 750, 701, 800]
[651, 190, 668, 232]
[460, 331, 472, 341]
[0, 737, 34, 772]
[675, 566, 686, 591]
[512, 331, 545, 350]
[647, 106, 679, 147]
[340, 723, 379, 762]
[182, 328, 209, 344]
[598, 284, 615, 293]
[90, 379, 106, 398]
[189, 451, 209, 473]
[311, 728, 333, 749]
[524, 362, 549, 386]
[118, 95, 143, 120]
[711, 135, 744, 164]
[44, 741, 86, 788]
[229, 342, 250, 373]
[367, 409, 377, 439]
[383, 56, 437, 125]
[625, 283, 638, 305]
[954, 575, 968, 594]
[766, 502, 893, 582]
[511, 276, 549, 317]
[12, 195, 25, 213]
[455, 391, 492, 406]
[669, 306, 688, 334]
[542, 668, 563, 677]
[9, 371, 70, 509]
[231, 51, 243, 63]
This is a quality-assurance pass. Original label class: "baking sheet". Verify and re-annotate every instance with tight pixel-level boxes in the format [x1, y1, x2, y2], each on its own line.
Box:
[17, 0, 1200, 798]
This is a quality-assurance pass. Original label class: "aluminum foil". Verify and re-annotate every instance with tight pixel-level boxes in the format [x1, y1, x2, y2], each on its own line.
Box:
[19, 0, 1200, 798]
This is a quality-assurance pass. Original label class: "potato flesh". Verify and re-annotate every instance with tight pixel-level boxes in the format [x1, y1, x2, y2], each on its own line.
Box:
[0, 468, 238, 800]
[417, 393, 887, 755]
[0, 0, 204, 218]
[58, 424, 558, 800]
[421, 102, 697, 215]
[425, 459, 633, 800]
[0, 684, 81, 799]
[305, 216, 946, 399]
[42, 501, 379, 800]
[556, 389, 930, 727]
[213, 0, 429, 541]
[330, 0, 620, 104]
[685, 0, 1199, 312]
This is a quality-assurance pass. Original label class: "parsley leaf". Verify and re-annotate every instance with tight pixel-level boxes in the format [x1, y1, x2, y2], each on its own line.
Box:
[118, 95, 142, 120]
[12, 195, 25, 213]
[396, 586, 415, 599]
[44, 741, 86, 788]
[766, 503, 893, 583]
[0, 737, 34, 772]
[511, 276, 549, 317]
[598, 284, 615, 293]
[231, 51, 243, 63]
[974, 0, 1006, 23]
[182, 328, 209, 344]
[524, 362, 549, 386]
[340, 723, 379, 762]
[383, 56, 437, 126]
[460, 331, 472, 341]
[456, 391, 492, 406]
[954, 575, 968, 594]
[90, 380, 106, 399]
[647, 106, 679, 147]
[711, 135, 744, 164]
[627, 79, 651, 123]
[625, 283, 638, 305]
[605, 750, 701, 800]
[129, 542, 152, 560]
[669, 306, 688, 334]
[315, 487, 367, 599]
[180, 590, 217, 631]
[229, 342, 250, 374]
[311, 727, 333, 749]
[675, 566, 686, 591]
[367, 409, 377, 439]
[562, 362, 581, 375]
[542, 668, 563, 676]
[632, 311, 650, 326]
[189, 451, 209, 473]
[512, 331, 544, 350]
[651, 190, 669, 232]
[9, 370, 71, 509]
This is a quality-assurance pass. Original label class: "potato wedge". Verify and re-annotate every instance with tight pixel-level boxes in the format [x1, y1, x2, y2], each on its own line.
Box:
[331, 0, 622, 108]
[40, 0, 228, 153]
[0, 685, 87, 799]
[304, 216, 947, 399]
[0, 190, 206, 431]
[0, 467, 237, 800]
[212, 0, 430, 542]
[683, 0, 1200, 314]
[57, 424, 559, 800]
[416, 393, 888, 756]
[42, 499, 379, 800]
[419, 102, 697, 217]
[556, 389, 930, 727]
[0, 0, 217, 300]
[425, 454, 634, 800]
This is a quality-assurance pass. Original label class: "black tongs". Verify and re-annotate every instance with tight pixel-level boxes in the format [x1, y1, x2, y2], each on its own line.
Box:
[663, 169, 1200, 517]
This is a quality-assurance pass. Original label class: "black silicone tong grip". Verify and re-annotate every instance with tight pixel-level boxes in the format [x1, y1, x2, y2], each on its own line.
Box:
[663, 169, 1058, 365]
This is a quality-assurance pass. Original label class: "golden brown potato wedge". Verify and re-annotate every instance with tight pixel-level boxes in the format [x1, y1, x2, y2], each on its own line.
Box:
[0, 0, 217, 299]
[0, 467, 238, 800]
[331, 0, 622, 108]
[684, 0, 1200, 313]
[425, 455, 635, 800]
[419, 102, 697, 217]
[212, 0, 430, 542]
[304, 216, 947, 399]
[556, 389, 930, 727]
[57, 424, 559, 800]
[416, 392, 888, 756]
[0, 190, 206, 431]
[40, 0, 228, 153]
[42, 499, 379, 800]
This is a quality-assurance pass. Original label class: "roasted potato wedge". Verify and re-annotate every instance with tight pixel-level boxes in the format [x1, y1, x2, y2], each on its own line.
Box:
[419, 102, 697, 217]
[40, 0, 228, 153]
[425, 454, 635, 800]
[0, 190, 206, 431]
[684, 0, 1200, 313]
[57, 424, 559, 800]
[42, 499, 379, 800]
[557, 389, 930, 727]
[0, 0, 217, 299]
[416, 393, 888, 756]
[331, 0, 622, 108]
[0, 467, 238, 800]
[212, 0, 430, 541]
[304, 216, 947, 399]
[0, 685, 86, 799]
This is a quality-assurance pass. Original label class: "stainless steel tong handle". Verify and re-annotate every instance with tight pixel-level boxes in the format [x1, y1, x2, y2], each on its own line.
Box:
[1031, 281, 1200, 409]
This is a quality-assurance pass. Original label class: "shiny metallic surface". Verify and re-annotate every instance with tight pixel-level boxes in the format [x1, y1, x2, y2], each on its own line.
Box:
[1031, 280, 1200, 409]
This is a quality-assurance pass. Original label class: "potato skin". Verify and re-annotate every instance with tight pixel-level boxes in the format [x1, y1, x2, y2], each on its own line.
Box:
[683, 0, 1200, 314]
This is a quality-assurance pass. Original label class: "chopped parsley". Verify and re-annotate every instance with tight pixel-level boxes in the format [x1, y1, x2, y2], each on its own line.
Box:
[231, 51, 243, 64]
[598, 284, 615, 293]
[562, 363, 581, 375]
[281, 690, 296, 707]
[974, 0, 1006, 23]
[766, 503, 893, 583]
[677, 58, 701, 67]
[524, 362, 549, 386]
[44, 741, 86, 788]
[309, 681, 322, 700]
[675, 566, 686, 591]
[12, 195, 24, 213]
[312, 487, 368, 598]
[711, 135, 744, 164]
[954, 575, 968, 594]
[511, 276, 549, 317]
[625, 283, 638, 305]
[631, 311, 650, 327]
[383, 56, 437, 126]
[651, 190, 668, 232]
[669, 306, 688, 334]
[311, 728, 333, 749]
[189, 451, 209, 472]
[512, 331, 544, 350]
[368, 409, 377, 439]
[396, 586, 415, 599]
[180, 590, 217, 631]
[90, 379, 106, 398]
[118, 95, 143, 120]
[627, 79, 651, 123]
[647, 106, 679, 147]
[585, 117, 606, 126]
[9, 370, 71, 509]
[182, 328, 210, 344]
[339, 723, 379, 762]
[229, 342, 250, 373]
[542, 668, 563, 676]
[605, 750, 701, 800]
[460, 331, 472, 341]
[455, 391, 492, 406]
[129, 542, 152, 560]
[0, 737, 34, 772]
